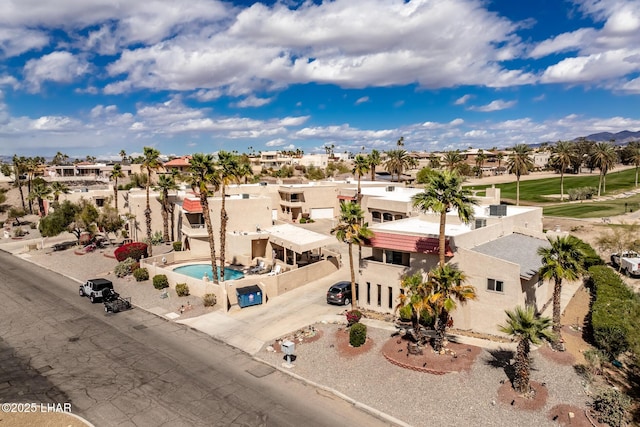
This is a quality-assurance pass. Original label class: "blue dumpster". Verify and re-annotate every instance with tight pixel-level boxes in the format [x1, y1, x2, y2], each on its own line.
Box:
[236, 285, 263, 308]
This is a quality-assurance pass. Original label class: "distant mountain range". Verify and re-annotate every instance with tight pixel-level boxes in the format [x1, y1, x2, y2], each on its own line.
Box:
[576, 130, 640, 145]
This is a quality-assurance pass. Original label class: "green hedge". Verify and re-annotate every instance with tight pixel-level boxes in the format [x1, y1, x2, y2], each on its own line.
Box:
[153, 274, 169, 290]
[349, 322, 367, 347]
[587, 265, 640, 359]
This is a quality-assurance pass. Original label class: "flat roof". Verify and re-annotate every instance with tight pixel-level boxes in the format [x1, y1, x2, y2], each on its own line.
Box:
[370, 216, 472, 237]
[266, 224, 335, 253]
[471, 233, 550, 279]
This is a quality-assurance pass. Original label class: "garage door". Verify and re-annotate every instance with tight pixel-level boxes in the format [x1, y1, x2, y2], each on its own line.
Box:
[310, 208, 334, 219]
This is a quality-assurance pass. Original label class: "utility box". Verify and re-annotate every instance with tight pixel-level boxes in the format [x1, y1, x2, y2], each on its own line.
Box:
[236, 285, 263, 308]
[281, 340, 295, 355]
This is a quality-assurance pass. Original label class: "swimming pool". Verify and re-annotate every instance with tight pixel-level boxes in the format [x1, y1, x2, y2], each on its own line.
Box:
[173, 264, 245, 280]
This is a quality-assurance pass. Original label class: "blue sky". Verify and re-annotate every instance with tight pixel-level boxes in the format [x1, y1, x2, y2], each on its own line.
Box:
[1, 0, 640, 159]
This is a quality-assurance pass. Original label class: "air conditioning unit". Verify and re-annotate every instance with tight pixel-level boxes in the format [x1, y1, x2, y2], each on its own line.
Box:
[259, 182, 267, 186]
[489, 205, 507, 216]
[386, 186, 395, 192]
[475, 218, 487, 229]
[242, 194, 250, 199]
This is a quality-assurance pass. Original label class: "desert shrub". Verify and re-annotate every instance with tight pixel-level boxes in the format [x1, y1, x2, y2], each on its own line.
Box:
[203, 293, 217, 307]
[152, 274, 169, 290]
[150, 231, 164, 245]
[29, 222, 36, 229]
[13, 227, 26, 237]
[346, 309, 362, 326]
[175, 283, 190, 297]
[590, 388, 631, 427]
[173, 241, 182, 252]
[114, 257, 138, 278]
[349, 322, 367, 347]
[133, 267, 149, 282]
[398, 304, 413, 322]
[114, 241, 148, 262]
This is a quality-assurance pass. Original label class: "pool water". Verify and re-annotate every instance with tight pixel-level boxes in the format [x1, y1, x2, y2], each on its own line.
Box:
[173, 264, 245, 280]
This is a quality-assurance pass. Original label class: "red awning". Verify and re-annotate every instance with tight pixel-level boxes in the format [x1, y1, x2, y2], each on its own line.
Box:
[368, 231, 452, 256]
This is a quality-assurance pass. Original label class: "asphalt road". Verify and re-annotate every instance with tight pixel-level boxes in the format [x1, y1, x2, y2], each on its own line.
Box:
[0, 251, 392, 427]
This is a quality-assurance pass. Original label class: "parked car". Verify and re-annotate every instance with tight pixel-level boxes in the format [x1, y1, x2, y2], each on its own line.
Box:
[326, 281, 353, 306]
[79, 278, 114, 303]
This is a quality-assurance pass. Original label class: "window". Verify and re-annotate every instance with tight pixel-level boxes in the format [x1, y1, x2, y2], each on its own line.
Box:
[383, 212, 393, 222]
[372, 211, 381, 223]
[385, 250, 409, 266]
[366, 282, 371, 305]
[377, 284, 382, 307]
[388, 286, 393, 309]
[487, 278, 504, 293]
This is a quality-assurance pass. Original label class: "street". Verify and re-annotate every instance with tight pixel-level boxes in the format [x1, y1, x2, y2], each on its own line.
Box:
[0, 251, 391, 426]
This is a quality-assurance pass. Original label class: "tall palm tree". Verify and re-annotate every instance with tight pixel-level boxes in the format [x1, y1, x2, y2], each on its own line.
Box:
[119, 150, 127, 164]
[475, 149, 487, 178]
[217, 151, 240, 281]
[28, 180, 52, 217]
[50, 181, 70, 206]
[142, 147, 161, 256]
[499, 306, 554, 394]
[11, 155, 27, 212]
[155, 174, 178, 244]
[110, 164, 125, 212]
[367, 149, 381, 181]
[550, 141, 576, 201]
[24, 156, 41, 214]
[442, 150, 464, 172]
[590, 141, 617, 197]
[412, 169, 477, 266]
[623, 141, 640, 187]
[189, 153, 221, 283]
[537, 235, 585, 350]
[495, 152, 504, 172]
[352, 154, 370, 202]
[427, 264, 477, 352]
[506, 144, 535, 206]
[331, 201, 373, 310]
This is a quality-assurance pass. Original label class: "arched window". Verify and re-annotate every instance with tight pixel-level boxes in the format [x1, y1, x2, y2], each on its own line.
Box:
[372, 211, 381, 223]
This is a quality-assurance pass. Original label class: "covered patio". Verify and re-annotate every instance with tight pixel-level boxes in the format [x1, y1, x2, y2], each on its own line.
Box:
[266, 224, 335, 268]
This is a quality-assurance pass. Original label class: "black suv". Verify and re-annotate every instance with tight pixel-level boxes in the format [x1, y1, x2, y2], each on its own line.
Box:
[79, 278, 114, 303]
[326, 281, 353, 306]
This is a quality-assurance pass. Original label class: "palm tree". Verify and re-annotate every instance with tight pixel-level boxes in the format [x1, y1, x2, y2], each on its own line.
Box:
[427, 264, 477, 352]
[495, 152, 504, 172]
[396, 271, 432, 345]
[475, 149, 487, 178]
[384, 149, 416, 182]
[331, 201, 373, 310]
[189, 153, 221, 283]
[217, 151, 240, 281]
[28, 180, 52, 216]
[499, 306, 554, 394]
[550, 141, 576, 201]
[12, 155, 27, 212]
[119, 150, 127, 164]
[412, 169, 477, 266]
[367, 150, 381, 181]
[50, 181, 70, 206]
[623, 141, 640, 187]
[24, 156, 41, 214]
[506, 144, 535, 206]
[155, 174, 178, 244]
[590, 141, 617, 196]
[110, 164, 125, 212]
[142, 147, 161, 256]
[537, 235, 585, 350]
[352, 154, 370, 202]
[442, 150, 464, 172]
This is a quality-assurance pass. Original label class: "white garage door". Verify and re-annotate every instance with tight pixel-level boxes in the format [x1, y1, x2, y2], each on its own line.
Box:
[310, 208, 334, 219]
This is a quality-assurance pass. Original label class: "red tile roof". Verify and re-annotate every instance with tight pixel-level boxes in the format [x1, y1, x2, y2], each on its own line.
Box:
[369, 231, 452, 255]
[183, 197, 202, 213]
[164, 156, 191, 167]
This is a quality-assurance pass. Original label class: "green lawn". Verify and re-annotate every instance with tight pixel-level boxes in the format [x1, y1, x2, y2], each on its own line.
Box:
[467, 168, 639, 204]
[465, 168, 640, 218]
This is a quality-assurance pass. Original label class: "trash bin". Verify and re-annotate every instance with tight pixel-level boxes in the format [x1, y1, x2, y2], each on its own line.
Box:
[236, 285, 263, 308]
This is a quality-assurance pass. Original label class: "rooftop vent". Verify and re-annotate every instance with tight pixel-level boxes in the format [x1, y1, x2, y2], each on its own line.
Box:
[386, 185, 395, 192]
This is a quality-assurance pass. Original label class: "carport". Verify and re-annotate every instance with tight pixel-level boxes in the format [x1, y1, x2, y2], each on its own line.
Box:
[266, 224, 335, 268]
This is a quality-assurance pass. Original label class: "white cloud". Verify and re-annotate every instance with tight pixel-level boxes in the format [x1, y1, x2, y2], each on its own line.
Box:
[454, 94, 472, 105]
[233, 96, 273, 108]
[355, 96, 369, 105]
[265, 138, 286, 147]
[23, 51, 90, 92]
[468, 99, 517, 112]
